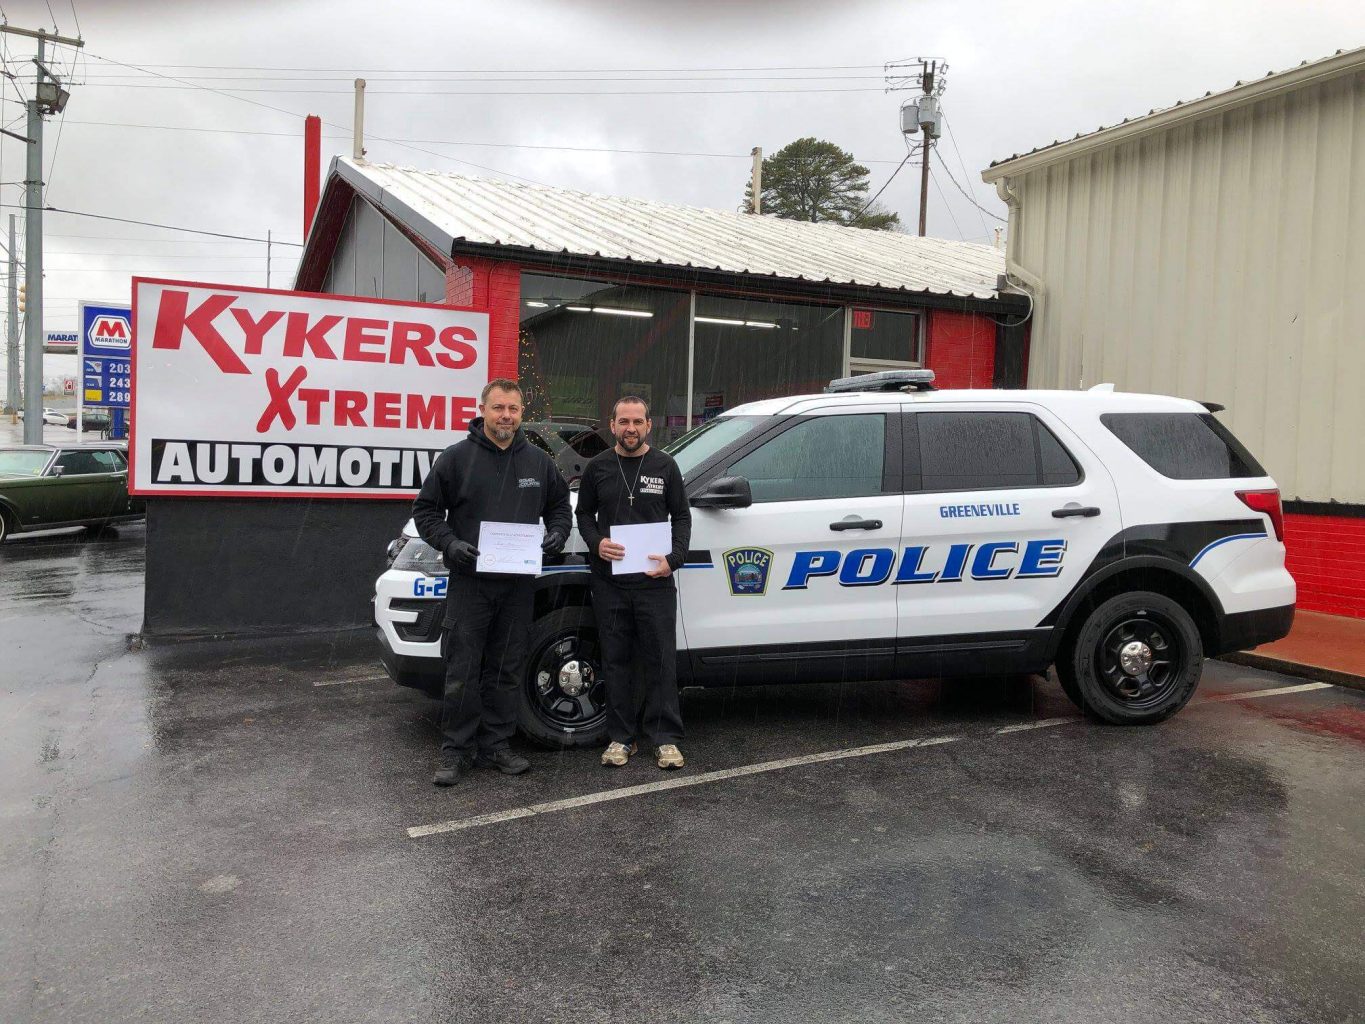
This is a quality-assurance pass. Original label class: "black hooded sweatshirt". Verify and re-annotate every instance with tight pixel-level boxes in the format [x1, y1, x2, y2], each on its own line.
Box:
[412, 417, 572, 580]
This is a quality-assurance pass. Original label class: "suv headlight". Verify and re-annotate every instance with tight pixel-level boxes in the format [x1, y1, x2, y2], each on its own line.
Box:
[391, 536, 448, 576]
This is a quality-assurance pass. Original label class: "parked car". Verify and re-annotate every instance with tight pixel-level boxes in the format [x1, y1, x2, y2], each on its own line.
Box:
[65, 410, 113, 432]
[375, 369, 1295, 747]
[521, 419, 610, 486]
[0, 443, 145, 541]
[16, 407, 70, 426]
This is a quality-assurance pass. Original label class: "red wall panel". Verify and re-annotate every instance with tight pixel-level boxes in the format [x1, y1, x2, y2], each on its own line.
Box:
[1283, 513, 1365, 619]
[447, 257, 521, 379]
[925, 309, 996, 388]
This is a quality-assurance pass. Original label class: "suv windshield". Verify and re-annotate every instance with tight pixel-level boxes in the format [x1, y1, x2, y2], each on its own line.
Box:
[0, 450, 50, 477]
[664, 415, 766, 478]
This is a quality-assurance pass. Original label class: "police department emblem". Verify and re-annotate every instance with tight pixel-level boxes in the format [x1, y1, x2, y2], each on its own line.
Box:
[724, 547, 773, 596]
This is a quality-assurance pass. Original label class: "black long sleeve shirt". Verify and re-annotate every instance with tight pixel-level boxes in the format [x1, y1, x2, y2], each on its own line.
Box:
[575, 446, 691, 589]
[412, 417, 572, 579]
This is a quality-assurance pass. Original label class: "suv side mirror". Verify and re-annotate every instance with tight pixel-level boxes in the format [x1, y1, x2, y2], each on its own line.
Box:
[49, 464, 65, 477]
[690, 475, 752, 509]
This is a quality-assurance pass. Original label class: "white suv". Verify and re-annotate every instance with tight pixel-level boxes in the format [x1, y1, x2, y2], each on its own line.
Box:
[375, 370, 1295, 747]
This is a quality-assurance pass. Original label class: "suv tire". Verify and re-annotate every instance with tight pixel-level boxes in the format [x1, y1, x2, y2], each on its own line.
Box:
[1065, 591, 1203, 725]
[517, 606, 609, 749]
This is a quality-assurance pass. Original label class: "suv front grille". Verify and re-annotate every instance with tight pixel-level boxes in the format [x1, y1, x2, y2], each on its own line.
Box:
[390, 598, 444, 643]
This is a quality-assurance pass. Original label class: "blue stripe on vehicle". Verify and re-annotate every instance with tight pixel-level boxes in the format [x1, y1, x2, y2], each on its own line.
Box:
[1189, 532, 1266, 569]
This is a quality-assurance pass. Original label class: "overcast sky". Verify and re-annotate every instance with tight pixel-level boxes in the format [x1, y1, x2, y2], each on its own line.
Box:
[0, 0, 1361, 384]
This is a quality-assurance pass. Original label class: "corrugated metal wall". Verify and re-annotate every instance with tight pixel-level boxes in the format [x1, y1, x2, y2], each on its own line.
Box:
[1008, 69, 1365, 504]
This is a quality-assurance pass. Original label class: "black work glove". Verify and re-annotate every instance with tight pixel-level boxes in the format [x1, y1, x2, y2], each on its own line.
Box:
[541, 529, 566, 556]
[443, 538, 480, 570]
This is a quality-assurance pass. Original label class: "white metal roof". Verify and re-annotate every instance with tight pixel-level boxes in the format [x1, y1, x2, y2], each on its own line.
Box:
[984, 46, 1365, 179]
[333, 157, 1005, 300]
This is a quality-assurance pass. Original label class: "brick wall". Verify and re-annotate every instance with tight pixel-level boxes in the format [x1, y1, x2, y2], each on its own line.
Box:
[447, 257, 520, 378]
[1284, 512, 1365, 619]
[924, 309, 996, 388]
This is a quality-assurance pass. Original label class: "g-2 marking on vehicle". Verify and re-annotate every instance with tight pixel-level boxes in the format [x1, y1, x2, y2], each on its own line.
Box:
[412, 576, 448, 598]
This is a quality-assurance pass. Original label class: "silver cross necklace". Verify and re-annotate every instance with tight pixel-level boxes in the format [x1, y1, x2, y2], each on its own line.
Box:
[616, 452, 644, 507]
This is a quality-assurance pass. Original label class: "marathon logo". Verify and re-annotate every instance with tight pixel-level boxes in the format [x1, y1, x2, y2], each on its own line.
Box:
[149, 438, 442, 491]
[782, 539, 1068, 590]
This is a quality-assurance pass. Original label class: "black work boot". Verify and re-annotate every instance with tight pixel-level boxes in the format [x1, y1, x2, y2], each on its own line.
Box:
[475, 749, 531, 775]
[432, 755, 473, 787]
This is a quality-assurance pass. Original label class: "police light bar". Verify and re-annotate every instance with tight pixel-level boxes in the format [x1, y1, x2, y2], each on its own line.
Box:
[824, 369, 936, 393]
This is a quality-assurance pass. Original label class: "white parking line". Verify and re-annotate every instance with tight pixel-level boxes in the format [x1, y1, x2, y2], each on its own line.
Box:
[406, 679, 1345, 839]
[407, 734, 960, 839]
[312, 674, 388, 687]
[1203, 681, 1333, 702]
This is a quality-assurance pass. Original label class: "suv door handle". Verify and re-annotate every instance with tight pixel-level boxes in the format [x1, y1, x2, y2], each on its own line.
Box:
[830, 518, 883, 531]
[1052, 506, 1101, 518]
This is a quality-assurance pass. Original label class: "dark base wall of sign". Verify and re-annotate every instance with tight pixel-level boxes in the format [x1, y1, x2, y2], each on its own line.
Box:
[143, 497, 411, 638]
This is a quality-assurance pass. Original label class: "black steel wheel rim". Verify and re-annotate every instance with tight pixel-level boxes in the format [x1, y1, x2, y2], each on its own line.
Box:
[525, 627, 607, 734]
[1094, 611, 1185, 709]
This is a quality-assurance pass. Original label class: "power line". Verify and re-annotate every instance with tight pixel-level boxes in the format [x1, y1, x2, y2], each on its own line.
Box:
[76, 72, 889, 83]
[932, 150, 1006, 223]
[101, 61, 885, 73]
[0, 202, 303, 244]
[855, 152, 913, 219]
[86, 83, 890, 96]
[929, 168, 964, 240]
[58, 119, 910, 164]
[942, 116, 990, 237]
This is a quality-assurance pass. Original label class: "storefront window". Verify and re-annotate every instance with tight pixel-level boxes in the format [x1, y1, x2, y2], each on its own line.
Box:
[690, 294, 843, 421]
[518, 273, 690, 444]
[849, 307, 922, 364]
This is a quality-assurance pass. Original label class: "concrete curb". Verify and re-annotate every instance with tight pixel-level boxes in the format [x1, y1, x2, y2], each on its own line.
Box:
[1219, 652, 1365, 693]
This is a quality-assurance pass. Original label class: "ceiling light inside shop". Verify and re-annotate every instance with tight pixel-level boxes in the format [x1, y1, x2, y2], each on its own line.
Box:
[593, 307, 653, 318]
[566, 305, 592, 312]
[695, 316, 745, 326]
[525, 300, 549, 308]
[745, 321, 778, 329]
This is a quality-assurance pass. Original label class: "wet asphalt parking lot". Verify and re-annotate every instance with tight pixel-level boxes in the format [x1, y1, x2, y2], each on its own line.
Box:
[3, 523, 1364, 1024]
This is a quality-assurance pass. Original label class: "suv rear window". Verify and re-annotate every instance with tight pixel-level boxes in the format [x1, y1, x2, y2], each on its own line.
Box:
[1101, 413, 1265, 479]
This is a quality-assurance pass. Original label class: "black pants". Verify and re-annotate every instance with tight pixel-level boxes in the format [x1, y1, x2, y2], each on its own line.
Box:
[439, 574, 533, 759]
[591, 578, 684, 747]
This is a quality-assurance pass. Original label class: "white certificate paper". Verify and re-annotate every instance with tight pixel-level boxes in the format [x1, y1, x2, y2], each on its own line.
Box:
[610, 521, 673, 575]
[476, 521, 543, 575]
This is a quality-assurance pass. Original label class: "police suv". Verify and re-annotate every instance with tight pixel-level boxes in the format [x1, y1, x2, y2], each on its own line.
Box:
[375, 370, 1294, 747]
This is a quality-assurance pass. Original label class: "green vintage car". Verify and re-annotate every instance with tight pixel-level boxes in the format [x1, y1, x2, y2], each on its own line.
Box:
[0, 444, 146, 542]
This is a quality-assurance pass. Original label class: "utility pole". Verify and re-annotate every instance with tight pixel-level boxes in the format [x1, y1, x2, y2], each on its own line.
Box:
[749, 147, 762, 214]
[5, 216, 17, 418]
[1, 24, 83, 443]
[266, 229, 272, 288]
[917, 62, 935, 237]
[353, 79, 367, 160]
[885, 57, 946, 238]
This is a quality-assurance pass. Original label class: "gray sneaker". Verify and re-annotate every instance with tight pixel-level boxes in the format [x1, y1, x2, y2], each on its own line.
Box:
[601, 741, 637, 767]
[656, 744, 685, 770]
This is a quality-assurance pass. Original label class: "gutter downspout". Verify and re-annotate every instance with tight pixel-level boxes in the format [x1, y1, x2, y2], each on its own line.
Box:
[994, 177, 1044, 387]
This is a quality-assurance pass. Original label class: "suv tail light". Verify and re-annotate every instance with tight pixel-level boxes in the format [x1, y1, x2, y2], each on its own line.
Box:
[1236, 488, 1284, 542]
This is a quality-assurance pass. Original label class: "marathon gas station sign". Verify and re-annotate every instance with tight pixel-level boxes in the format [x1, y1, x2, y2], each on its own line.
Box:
[130, 279, 490, 498]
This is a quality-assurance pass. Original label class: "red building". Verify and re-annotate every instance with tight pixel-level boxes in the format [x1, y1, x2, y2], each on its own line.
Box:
[294, 158, 1030, 440]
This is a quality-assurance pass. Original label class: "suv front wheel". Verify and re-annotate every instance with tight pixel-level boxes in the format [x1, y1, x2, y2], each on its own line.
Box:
[1061, 591, 1204, 725]
[517, 606, 610, 748]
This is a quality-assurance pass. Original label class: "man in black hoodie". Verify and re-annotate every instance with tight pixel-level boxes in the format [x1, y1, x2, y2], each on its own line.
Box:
[412, 378, 571, 786]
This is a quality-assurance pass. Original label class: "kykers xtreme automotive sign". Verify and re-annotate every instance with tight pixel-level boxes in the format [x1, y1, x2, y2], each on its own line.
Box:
[130, 279, 490, 499]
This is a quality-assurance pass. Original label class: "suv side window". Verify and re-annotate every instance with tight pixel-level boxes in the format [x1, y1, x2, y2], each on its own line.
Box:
[915, 412, 1081, 491]
[729, 414, 886, 503]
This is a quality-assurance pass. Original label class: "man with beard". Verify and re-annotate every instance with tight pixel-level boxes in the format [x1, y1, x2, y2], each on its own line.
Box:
[575, 396, 691, 769]
[413, 378, 571, 786]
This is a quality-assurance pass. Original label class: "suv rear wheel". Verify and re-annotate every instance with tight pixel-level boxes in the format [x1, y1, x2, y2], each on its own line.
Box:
[517, 606, 609, 749]
[1063, 591, 1203, 725]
